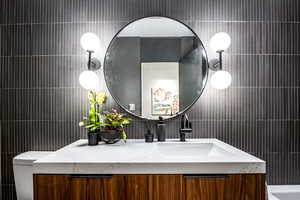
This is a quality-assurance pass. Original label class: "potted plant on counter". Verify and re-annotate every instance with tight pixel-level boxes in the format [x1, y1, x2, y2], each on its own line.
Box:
[79, 91, 106, 145]
[100, 109, 131, 144]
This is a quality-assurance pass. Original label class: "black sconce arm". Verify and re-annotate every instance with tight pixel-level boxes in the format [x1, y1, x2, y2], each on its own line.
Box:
[209, 50, 224, 71]
[86, 50, 101, 71]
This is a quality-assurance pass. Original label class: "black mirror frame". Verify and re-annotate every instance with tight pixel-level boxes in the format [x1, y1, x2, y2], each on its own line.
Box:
[103, 15, 209, 121]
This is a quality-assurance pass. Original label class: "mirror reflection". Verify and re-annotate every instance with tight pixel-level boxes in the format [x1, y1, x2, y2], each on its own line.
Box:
[104, 17, 208, 120]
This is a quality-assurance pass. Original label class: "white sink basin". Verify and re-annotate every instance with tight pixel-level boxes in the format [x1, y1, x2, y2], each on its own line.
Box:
[156, 143, 232, 157]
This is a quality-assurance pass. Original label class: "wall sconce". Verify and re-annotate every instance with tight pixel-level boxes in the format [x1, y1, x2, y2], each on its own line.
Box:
[209, 32, 232, 90]
[79, 32, 101, 90]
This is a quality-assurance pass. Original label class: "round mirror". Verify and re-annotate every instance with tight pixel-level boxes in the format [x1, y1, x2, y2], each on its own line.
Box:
[104, 16, 209, 120]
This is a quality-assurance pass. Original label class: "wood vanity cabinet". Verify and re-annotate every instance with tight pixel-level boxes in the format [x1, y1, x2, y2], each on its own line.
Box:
[33, 174, 265, 200]
[183, 174, 265, 200]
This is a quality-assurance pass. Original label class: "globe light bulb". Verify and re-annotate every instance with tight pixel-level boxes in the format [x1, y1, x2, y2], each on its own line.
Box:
[211, 70, 232, 90]
[79, 71, 99, 90]
[210, 32, 231, 52]
[80, 32, 100, 52]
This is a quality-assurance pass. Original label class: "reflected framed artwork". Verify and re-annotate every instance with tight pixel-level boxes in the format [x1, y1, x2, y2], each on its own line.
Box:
[151, 88, 179, 116]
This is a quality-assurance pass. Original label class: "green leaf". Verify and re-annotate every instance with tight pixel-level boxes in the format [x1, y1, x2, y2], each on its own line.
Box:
[89, 108, 95, 115]
[96, 113, 103, 121]
[122, 131, 127, 142]
[96, 122, 109, 127]
[111, 121, 120, 128]
[121, 119, 131, 125]
[89, 108, 99, 123]
[85, 124, 95, 129]
[90, 126, 98, 132]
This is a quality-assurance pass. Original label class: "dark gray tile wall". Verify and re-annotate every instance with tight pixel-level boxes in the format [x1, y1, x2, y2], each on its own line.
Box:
[1, 0, 300, 199]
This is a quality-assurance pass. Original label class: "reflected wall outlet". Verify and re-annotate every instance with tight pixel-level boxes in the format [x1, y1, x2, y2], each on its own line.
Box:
[129, 104, 135, 111]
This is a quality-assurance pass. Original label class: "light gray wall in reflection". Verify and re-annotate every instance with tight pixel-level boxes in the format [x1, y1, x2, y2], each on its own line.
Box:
[107, 37, 142, 115]
[179, 43, 203, 111]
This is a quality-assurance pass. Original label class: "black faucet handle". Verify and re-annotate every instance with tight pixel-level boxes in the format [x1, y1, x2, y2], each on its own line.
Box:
[179, 114, 192, 142]
[179, 128, 192, 142]
[189, 122, 192, 129]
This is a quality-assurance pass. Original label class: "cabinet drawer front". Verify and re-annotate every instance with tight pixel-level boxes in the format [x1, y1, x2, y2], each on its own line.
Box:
[183, 174, 266, 200]
[117, 175, 184, 200]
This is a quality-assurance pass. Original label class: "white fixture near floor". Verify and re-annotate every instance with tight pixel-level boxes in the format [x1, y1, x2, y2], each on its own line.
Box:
[268, 186, 280, 200]
[13, 151, 52, 200]
[269, 185, 300, 200]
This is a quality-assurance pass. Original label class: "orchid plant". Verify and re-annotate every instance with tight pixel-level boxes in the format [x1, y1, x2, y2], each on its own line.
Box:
[79, 91, 107, 132]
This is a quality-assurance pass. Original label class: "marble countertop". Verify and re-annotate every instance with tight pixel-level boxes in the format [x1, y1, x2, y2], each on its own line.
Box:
[33, 139, 265, 174]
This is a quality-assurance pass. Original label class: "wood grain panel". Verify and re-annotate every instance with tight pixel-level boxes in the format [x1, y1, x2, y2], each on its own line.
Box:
[33, 175, 71, 200]
[244, 174, 266, 200]
[184, 174, 265, 200]
[152, 175, 183, 200]
[184, 176, 226, 200]
[223, 174, 266, 200]
[121, 175, 152, 200]
[223, 175, 243, 200]
[70, 178, 88, 200]
[87, 176, 123, 200]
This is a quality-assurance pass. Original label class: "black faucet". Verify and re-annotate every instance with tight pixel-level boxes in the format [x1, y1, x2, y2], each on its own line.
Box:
[179, 114, 192, 142]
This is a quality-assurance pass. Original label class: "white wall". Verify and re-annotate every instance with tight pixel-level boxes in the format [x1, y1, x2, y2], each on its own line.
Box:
[141, 62, 179, 119]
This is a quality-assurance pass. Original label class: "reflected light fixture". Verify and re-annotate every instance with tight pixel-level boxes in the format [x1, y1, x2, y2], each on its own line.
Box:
[209, 32, 232, 90]
[79, 32, 101, 90]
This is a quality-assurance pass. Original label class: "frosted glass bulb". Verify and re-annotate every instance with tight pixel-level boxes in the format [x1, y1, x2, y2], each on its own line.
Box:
[210, 32, 231, 52]
[79, 71, 99, 90]
[80, 33, 100, 51]
[211, 70, 232, 90]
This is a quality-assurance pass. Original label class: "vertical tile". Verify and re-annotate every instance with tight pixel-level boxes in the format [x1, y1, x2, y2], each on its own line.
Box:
[1, 1, 300, 198]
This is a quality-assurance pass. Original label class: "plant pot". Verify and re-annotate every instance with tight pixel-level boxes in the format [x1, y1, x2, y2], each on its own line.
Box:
[100, 130, 122, 144]
[88, 132, 99, 146]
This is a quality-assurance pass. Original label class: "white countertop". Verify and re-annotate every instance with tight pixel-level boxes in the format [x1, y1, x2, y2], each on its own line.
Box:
[33, 139, 265, 174]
